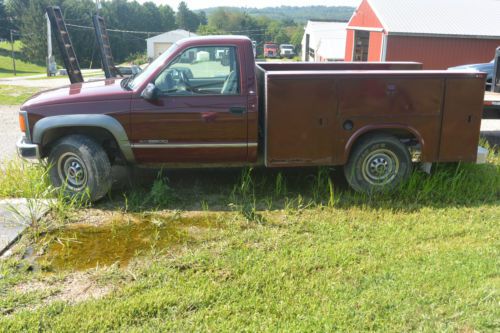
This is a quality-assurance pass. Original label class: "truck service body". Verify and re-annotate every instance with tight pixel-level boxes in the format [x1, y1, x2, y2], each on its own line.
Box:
[17, 36, 487, 200]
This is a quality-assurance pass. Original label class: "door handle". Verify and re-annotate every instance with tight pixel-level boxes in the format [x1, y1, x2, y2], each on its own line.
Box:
[229, 107, 246, 115]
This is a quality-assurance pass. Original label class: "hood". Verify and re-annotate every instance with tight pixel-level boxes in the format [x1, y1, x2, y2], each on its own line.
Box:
[21, 78, 133, 111]
[448, 62, 494, 74]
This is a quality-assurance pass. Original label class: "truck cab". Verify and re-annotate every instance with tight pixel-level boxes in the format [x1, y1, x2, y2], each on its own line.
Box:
[264, 43, 278, 58]
[279, 44, 295, 59]
[126, 36, 258, 165]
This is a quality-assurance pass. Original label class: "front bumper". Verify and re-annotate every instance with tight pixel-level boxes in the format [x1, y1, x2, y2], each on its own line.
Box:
[17, 136, 40, 160]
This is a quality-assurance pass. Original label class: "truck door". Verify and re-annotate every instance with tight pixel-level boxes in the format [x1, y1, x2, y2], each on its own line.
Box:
[130, 45, 248, 164]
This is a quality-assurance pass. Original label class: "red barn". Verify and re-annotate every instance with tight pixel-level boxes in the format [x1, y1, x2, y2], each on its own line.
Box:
[345, 0, 500, 69]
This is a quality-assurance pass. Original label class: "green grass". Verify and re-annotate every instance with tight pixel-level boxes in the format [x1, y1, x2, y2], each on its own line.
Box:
[0, 41, 45, 78]
[0, 41, 22, 53]
[0, 55, 46, 78]
[0, 160, 50, 199]
[0, 85, 42, 105]
[0, 206, 498, 331]
[0, 151, 498, 331]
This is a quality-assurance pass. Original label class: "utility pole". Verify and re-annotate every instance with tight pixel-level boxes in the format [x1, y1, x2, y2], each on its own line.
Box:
[10, 29, 16, 76]
[46, 13, 53, 76]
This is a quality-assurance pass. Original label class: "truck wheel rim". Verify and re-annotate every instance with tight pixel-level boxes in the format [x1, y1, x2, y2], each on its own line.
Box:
[57, 153, 87, 191]
[361, 149, 399, 186]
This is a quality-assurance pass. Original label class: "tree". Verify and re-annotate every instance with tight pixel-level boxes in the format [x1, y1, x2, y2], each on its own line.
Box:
[274, 30, 289, 45]
[197, 24, 222, 36]
[15, 0, 52, 64]
[175, 1, 200, 32]
[198, 10, 207, 26]
[2, 0, 316, 68]
[0, 0, 14, 40]
[289, 26, 304, 50]
[4, 0, 180, 66]
[158, 4, 176, 31]
[99, 0, 176, 63]
[60, 0, 97, 67]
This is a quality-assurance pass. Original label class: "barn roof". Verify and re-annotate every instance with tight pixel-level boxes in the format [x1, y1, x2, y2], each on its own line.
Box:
[146, 29, 197, 43]
[367, 0, 500, 38]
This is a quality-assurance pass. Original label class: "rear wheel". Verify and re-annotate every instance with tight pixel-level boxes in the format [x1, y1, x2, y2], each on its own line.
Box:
[344, 134, 412, 193]
[48, 135, 112, 201]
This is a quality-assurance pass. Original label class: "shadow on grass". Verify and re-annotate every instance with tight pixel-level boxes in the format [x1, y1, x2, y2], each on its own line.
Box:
[0, 69, 44, 76]
[99, 160, 500, 214]
[0, 48, 42, 66]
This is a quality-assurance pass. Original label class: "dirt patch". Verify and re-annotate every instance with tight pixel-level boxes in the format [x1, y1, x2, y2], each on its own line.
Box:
[0, 105, 21, 162]
[14, 271, 113, 306]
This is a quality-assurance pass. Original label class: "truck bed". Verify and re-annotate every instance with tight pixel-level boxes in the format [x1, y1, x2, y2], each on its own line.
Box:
[256, 64, 486, 167]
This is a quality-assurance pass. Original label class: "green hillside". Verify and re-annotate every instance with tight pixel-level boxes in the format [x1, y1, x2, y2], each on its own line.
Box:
[0, 41, 45, 78]
[198, 6, 355, 23]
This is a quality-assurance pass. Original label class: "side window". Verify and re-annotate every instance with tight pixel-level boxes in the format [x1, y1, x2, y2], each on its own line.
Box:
[154, 46, 240, 96]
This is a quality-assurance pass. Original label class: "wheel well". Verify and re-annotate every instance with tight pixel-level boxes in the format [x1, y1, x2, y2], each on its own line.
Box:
[41, 127, 123, 163]
[346, 129, 421, 162]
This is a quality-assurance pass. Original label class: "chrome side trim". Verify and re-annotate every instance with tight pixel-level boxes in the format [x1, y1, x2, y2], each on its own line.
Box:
[33, 114, 135, 163]
[131, 142, 258, 149]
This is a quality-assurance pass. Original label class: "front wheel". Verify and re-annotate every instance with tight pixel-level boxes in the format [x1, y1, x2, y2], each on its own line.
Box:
[344, 134, 412, 193]
[48, 135, 112, 201]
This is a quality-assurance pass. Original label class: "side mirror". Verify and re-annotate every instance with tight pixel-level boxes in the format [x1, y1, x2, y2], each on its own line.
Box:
[141, 83, 158, 100]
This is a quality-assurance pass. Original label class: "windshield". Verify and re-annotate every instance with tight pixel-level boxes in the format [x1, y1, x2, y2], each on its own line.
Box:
[128, 43, 179, 90]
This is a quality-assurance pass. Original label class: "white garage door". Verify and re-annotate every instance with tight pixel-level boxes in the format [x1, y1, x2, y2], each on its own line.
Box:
[154, 42, 173, 59]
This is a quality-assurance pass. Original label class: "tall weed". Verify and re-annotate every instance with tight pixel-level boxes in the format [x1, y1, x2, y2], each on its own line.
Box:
[0, 160, 89, 234]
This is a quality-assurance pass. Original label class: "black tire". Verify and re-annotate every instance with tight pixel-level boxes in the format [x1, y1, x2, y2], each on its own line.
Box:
[48, 134, 112, 202]
[344, 134, 412, 193]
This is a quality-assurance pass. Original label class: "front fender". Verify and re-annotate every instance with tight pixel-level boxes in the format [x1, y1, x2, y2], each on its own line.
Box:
[32, 114, 135, 163]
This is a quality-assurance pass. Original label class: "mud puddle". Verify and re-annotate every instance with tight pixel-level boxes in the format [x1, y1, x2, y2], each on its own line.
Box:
[36, 213, 221, 272]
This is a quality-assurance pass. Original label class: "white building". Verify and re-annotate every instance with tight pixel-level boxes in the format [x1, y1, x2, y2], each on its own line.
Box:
[301, 21, 348, 62]
[146, 29, 197, 60]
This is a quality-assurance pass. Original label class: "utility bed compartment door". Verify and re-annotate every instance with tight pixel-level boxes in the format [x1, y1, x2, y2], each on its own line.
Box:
[265, 75, 337, 167]
[439, 78, 484, 162]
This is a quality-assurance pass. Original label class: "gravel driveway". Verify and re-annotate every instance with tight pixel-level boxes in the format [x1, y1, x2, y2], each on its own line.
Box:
[0, 105, 20, 163]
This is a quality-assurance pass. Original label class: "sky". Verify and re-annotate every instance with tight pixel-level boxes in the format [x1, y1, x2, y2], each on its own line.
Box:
[137, 0, 361, 10]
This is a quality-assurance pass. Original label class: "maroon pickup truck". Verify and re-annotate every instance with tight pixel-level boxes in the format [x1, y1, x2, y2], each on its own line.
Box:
[17, 36, 488, 201]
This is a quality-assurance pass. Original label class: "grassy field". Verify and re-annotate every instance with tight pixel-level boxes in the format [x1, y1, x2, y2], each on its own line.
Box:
[0, 41, 45, 78]
[0, 149, 498, 331]
[0, 85, 42, 105]
[0, 41, 22, 52]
